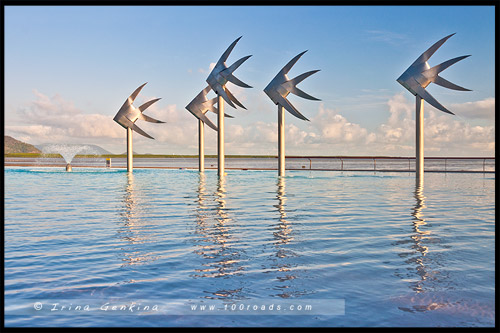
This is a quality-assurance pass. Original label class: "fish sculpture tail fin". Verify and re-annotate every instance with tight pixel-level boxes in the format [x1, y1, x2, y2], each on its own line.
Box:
[423, 55, 470, 78]
[138, 98, 161, 112]
[433, 75, 471, 91]
[224, 86, 246, 109]
[140, 114, 165, 123]
[284, 70, 321, 100]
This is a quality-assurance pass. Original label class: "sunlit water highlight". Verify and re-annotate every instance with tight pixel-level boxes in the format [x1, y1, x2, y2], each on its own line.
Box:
[4, 167, 495, 327]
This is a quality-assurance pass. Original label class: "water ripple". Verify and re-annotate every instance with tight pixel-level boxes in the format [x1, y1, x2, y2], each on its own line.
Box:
[4, 168, 495, 327]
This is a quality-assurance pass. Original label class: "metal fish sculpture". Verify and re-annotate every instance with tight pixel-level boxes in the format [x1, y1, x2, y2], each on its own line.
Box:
[206, 36, 252, 109]
[397, 33, 471, 115]
[264, 50, 321, 121]
[185, 85, 234, 132]
[113, 82, 164, 139]
[264, 50, 320, 177]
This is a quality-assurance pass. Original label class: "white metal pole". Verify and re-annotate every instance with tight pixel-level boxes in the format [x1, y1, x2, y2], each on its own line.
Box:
[278, 104, 285, 177]
[127, 127, 133, 173]
[218, 94, 225, 177]
[199, 118, 205, 172]
[416, 95, 424, 180]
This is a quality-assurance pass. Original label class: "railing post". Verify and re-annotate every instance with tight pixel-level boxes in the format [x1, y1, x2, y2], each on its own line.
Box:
[374, 158, 376, 171]
[483, 158, 486, 173]
[340, 158, 343, 171]
[445, 158, 447, 172]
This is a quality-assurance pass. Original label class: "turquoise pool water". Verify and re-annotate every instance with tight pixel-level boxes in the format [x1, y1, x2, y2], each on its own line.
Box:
[4, 167, 495, 327]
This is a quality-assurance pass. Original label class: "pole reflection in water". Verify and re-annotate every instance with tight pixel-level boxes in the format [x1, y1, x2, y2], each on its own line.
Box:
[268, 177, 308, 299]
[394, 178, 449, 313]
[118, 173, 157, 268]
[273, 177, 293, 245]
[196, 172, 209, 220]
[193, 175, 245, 300]
[409, 177, 431, 293]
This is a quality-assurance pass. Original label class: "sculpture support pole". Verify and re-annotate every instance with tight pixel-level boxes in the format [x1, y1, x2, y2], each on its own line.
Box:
[199, 119, 205, 172]
[278, 104, 285, 177]
[127, 127, 133, 173]
[217, 94, 225, 177]
[416, 95, 424, 180]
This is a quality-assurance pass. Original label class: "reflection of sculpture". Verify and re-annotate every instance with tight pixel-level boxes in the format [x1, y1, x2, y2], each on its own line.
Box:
[196, 172, 208, 210]
[118, 173, 156, 267]
[206, 36, 252, 177]
[397, 34, 471, 179]
[410, 178, 431, 293]
[113, 83, 165, 172]
[192, 176, 244, 299]
[270, 177, 308, 298]
[185, 86, 234, 172]
[393, 179, 448, 312]
[264, 51, 320, 176]
[274, 177, 293, 244]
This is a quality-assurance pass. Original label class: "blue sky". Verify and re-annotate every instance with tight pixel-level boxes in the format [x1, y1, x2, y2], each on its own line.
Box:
[4, 5, 495, 156]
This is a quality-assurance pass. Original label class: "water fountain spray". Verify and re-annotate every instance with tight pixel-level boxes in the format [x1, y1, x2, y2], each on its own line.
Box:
[40, 143, 98, 172]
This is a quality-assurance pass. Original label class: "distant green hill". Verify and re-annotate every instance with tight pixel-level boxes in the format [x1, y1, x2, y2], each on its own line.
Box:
[4, 136, 41, 154]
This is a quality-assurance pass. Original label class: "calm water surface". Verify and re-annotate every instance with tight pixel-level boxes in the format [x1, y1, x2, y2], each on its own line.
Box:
[4, 167, 495, 327]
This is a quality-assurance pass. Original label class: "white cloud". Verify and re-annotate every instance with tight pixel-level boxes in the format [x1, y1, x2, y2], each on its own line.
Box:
[7, 91, 123, 145]
[450, 97, 495, 120]
[378, 93, 414, 144]
[5, 90, 495, 156]
[310, 105, 373, 144]
[376, 94, 495, 156]
[366, 30, 409, 45]
[198, 62, 216, 74]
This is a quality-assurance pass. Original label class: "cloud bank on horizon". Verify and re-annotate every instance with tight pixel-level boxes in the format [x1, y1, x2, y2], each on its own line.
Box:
[6, 89, 494, 156]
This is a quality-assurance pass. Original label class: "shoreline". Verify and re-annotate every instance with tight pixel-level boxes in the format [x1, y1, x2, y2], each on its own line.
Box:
[4, 154, 496, 159]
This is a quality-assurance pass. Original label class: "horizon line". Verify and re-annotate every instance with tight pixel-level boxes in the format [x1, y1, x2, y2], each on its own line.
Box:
[4, 153, 495, 159]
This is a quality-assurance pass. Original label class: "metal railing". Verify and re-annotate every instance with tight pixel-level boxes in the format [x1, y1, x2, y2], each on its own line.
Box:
[285, 156, 495, 173]
[4, 156, 495, 173]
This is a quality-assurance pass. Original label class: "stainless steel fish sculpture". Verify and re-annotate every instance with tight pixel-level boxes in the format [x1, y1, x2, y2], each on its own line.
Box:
[264, 50, 321, 121]
[185, 85, 235, 131]
[186, 86, 218, 131]
[397, 33, 471, 115]
[206, 36, 252, 109]
[113, 82, 164, 139]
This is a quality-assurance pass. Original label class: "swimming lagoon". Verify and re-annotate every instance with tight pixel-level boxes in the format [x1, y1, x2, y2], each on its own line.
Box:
[4, 167, 495, 327]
